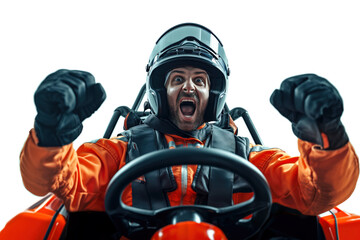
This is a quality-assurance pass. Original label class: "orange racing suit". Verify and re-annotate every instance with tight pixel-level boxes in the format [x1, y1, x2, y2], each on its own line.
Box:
[20, 119, 359, 216]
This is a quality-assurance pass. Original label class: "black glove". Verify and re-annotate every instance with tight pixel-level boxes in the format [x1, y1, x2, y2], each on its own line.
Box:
[270, 74, 348, 149]
[34, 69, 106, 147]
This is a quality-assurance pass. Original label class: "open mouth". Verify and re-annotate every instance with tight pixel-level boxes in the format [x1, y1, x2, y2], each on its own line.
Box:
[180, 99, 196, 116]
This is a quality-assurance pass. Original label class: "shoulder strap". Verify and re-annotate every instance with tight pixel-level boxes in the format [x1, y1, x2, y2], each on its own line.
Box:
[207, 125, 236, 207]
[193, 125, 251, 207]
[124, 124, 171, 209]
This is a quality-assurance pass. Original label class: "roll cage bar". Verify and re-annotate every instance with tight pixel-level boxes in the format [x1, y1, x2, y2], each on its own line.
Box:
[103, 84, 263, 145]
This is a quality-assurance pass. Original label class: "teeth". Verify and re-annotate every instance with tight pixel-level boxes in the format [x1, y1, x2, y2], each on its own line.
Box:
[180, 99, 195, 104]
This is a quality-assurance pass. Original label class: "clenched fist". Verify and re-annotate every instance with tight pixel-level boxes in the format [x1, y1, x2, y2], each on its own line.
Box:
[270, 74, 348, 149]
[34, 69, 106, 146]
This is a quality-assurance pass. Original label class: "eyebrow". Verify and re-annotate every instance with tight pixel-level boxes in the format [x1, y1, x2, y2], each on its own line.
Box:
[165, 69, 210, 86]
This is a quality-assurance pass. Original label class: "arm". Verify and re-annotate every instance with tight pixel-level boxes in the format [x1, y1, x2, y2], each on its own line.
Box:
[254, 74, 359, 215]
[20, 69, 117, 211]
[249, 141, 358, 215]
[20, 128, 128, 211]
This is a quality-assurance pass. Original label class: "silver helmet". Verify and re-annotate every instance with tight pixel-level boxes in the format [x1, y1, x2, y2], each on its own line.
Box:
[146, 23, 230, 122]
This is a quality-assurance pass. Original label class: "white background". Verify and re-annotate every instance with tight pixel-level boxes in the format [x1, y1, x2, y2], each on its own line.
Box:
[1, 0, 359, 230]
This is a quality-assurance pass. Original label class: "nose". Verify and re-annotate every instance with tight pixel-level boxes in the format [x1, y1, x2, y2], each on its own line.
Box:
[182, 78, 195, 93]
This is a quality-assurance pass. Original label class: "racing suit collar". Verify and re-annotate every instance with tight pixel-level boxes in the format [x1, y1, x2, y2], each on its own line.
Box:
[144, 114, 211, 141]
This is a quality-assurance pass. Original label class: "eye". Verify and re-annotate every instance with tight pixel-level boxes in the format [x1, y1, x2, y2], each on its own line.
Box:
[173, 76, 184, 84]
[194, 77, 205, 85]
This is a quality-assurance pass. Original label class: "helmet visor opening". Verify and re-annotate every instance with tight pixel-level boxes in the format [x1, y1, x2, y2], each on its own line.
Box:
[149, 57, 226, 93]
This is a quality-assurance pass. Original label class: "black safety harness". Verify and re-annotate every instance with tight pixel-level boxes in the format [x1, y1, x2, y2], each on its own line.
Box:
[119, 114, 251, 209]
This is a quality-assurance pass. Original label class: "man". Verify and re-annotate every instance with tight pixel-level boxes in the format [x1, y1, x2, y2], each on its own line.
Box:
[165, 66, 210, 132]
[20, 23, 358, 239]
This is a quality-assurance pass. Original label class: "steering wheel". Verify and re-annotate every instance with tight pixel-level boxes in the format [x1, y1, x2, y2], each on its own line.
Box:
[105, 148, 272, 239]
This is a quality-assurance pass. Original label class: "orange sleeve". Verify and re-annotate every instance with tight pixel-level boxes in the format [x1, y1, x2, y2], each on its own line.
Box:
[20, 128, 128, 212]
[249, 140, 359, 215]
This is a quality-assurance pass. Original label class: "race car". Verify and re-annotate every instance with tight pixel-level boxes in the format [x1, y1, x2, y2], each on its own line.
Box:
[1, 85, 359, 240]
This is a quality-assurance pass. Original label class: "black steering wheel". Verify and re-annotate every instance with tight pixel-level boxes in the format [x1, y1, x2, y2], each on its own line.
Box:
[105, 148, 272, 239]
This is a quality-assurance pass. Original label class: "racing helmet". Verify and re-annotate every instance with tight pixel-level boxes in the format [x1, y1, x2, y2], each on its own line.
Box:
[146, 23, 230, 122]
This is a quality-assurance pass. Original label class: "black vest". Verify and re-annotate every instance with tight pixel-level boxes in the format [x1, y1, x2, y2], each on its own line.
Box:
[119, 118, 250, 210]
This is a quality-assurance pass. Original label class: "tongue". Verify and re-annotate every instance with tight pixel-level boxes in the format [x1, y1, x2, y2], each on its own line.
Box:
[181, 105, 195, 116]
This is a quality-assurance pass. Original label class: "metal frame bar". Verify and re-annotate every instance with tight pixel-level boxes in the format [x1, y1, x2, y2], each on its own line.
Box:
[103, 85, 263, 146]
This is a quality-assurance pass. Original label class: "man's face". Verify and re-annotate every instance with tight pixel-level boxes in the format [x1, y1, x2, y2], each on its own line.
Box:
[165, 66, 210, 131]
